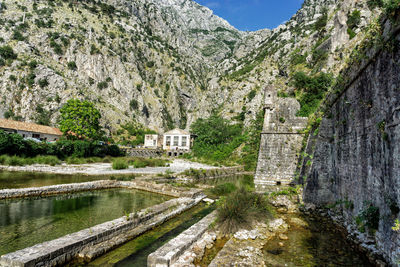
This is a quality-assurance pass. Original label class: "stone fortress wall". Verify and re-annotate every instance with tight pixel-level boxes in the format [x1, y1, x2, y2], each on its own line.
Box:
[254, 86, 307, 192]
[303, 17, 400, 265]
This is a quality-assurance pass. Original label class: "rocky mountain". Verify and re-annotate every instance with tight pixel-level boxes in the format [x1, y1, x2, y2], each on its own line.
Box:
[0, 0, 382, 135]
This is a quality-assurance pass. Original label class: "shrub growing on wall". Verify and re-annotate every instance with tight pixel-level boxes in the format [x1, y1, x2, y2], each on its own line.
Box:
[292, 71, 333, 117]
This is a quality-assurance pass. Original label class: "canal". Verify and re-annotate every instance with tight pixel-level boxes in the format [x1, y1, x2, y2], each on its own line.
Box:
[0, 171, 108, 189]
[0, 188, 171, 255]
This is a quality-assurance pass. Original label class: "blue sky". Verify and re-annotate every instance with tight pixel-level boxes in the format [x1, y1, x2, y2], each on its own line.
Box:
[194, 0, 304, 31]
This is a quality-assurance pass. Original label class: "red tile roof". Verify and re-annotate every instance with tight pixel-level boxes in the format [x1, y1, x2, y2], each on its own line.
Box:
[0, 119, 63, 136]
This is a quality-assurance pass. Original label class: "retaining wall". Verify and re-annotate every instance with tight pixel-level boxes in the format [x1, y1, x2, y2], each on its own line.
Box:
[123, 148, 163, 157]
[0, 196, 204, 267]
[0, 180, 203, 199]
[179, 166, 245, 180]
[147, 210, 217, 267]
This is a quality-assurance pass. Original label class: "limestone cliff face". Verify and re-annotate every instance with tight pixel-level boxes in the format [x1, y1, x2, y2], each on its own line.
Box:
[0, 0, 379, 134]
[304, 16, 400, 265]
[0, 0, 243, 133]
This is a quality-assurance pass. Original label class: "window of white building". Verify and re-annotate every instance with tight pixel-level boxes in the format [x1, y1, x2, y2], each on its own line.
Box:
[173, 136, 179, 146]
[182, 136, 187, 147]
[166, 136, 171, 146]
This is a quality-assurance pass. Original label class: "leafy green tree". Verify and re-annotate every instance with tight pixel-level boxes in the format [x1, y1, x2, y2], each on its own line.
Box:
[190, 114, 244, 162]
[59, 99, 102, 140]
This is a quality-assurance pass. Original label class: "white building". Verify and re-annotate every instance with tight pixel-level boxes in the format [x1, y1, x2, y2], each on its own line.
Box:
[163, 129, 191, 152]
[144, 134, 160, 148]
[0, 119, 63, 142]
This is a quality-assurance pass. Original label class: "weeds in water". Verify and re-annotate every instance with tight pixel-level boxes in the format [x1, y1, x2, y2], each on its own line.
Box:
[110, 175, 136, 181]
[209, 183, 237, 197]
[168, 182, 197, 188]
[217, 188, 273, 234]
[183, 168, 207, 179]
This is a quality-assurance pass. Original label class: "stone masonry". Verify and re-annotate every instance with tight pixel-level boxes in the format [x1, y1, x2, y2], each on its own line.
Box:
[0, 196, 204, 267]
[255, 86, 307, 191]
[147, 211, 217, 267]
[303, 18, 400, 265]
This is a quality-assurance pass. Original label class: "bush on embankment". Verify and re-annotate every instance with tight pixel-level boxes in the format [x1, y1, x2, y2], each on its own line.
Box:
[112, 158, 130, 170]
[216, 187, 274, 234]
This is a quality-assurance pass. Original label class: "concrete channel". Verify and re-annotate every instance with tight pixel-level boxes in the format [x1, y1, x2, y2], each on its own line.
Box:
[0, 179, 205, 266]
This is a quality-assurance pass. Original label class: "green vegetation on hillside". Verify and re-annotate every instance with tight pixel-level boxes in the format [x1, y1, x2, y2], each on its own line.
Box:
[190, 114, 244, 161]
[292, 71, 334, 117]
[185, 112, 264, 170]
[347, 10, 361, 39]
[114, 121, 157, 147]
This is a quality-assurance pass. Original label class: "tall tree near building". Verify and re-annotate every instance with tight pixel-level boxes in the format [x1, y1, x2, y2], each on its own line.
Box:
[59, 99, 102, 140]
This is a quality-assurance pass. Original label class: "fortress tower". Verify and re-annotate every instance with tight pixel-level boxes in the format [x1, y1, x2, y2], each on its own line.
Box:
[254, 86, 308, 192]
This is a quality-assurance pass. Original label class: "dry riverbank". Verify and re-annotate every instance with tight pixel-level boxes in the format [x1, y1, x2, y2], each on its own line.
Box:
[0, 159, 217, 176]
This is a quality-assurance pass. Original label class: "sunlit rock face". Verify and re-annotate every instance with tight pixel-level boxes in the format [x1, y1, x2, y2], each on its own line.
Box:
[0, 0, 376, 133]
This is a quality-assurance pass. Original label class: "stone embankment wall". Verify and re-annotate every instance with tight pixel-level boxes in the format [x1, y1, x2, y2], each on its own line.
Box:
[123, 148, 163, 157]
[147, 211, 217, 267]
[255, 86, 307, 191]
[0, 180, 118, 199]
[0, 180, 203, 199]
[178, 166, 245, 181]
[0, 196, 204, 267]
[304, 17, 400, 265]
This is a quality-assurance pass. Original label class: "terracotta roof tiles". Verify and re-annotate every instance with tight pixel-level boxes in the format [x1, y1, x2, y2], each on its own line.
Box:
[0, 119, 63, 136]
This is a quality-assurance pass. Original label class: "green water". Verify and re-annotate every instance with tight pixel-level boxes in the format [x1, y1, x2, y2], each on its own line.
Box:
[87, 204, 214, 266]
[0, 171, 107, 189]
[0, 189, 171, 255]
[263, 214, 374, 267]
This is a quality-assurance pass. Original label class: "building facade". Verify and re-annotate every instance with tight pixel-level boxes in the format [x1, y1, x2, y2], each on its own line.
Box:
[0, 119, 63, 142]
[162, 129, 191, 153]
[144, 134, 161, 149]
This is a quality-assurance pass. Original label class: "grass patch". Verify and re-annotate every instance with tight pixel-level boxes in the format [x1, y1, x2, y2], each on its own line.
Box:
[268, 186, 300, 198]
[127, 157, 169, 168]
[217, 188, 274, 234]
[112, 158, 129, 170]
[0, 155, 61, 166]
[65, 156, 111, 164]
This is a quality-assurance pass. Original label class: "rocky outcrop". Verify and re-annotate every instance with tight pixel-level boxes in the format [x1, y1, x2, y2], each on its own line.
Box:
[0, 0, 380, 133]
[304, 15, 400, 265]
